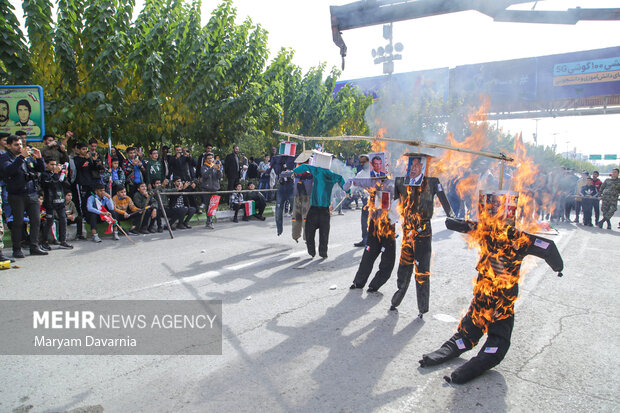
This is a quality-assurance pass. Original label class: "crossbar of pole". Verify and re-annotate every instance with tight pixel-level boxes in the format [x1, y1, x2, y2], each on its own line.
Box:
[273, 130, 514, 162]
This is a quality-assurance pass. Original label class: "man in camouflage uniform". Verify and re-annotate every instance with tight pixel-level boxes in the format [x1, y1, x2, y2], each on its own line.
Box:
[597, 168, 620, 230]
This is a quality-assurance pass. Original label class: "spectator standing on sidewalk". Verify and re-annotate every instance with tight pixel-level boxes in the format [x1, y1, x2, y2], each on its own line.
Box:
[200, 152, 222, 229]
[0, 135, 48, 258]
[224, 144, 241, 193]
[591, 171, 602, 225]
[144, 149, 165, 189]
[40, 159, 73, 249]
[598, 168, 620, 230]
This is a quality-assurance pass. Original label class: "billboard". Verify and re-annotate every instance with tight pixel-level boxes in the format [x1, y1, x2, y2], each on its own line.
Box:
[537, 46, 620, 100]
[452, 57, 538, 104]
[0, 85, 45, 141]
[333, 67, 450, 101]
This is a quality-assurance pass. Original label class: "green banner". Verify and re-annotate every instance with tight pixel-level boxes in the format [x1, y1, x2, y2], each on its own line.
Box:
[589, 154, 602, 160]
[604, 154, 617, 160]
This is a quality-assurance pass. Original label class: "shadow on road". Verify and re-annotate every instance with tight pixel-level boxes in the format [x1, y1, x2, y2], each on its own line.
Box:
[183, 292, 426, 411]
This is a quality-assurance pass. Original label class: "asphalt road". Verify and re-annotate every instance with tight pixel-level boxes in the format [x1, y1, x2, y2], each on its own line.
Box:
[1, 209, 618, 413]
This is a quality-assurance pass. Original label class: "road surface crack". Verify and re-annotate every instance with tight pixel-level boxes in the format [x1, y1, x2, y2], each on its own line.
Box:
[515, 310, 588, 379]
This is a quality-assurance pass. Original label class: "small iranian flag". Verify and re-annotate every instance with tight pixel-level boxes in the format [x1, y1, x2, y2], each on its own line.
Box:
[374, 191, 391, 210]
[279, 141, 296, 156]
[207, 195, 221, 216]
[244, 200, 255, 216]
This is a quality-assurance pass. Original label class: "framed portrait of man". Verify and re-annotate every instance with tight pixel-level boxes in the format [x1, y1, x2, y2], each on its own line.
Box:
[369, 152, 387, 178]
[0, 85, 45, 141]
[406, 155, 427, 186]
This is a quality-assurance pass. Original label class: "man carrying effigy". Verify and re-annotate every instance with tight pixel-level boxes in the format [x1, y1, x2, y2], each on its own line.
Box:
[293, 151, 345, 259]
[390, 153, 455, 317]
[419, 191, 564, 384]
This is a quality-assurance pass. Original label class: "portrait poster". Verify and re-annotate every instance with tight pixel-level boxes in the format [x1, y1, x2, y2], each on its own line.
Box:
[368, 152, 387, 178]
[0, 85, 45, 141]
[405, 155, 427, 186]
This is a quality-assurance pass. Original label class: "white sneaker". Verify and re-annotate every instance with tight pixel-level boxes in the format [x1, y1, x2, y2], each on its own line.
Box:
[92, 234, 102, 243]
[113, 232, 120, 241]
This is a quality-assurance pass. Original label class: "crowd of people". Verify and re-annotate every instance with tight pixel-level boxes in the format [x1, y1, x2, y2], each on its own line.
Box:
[0, 132, 313, 260]
[0, 129, 618, 264]
[444, 166, 620, 229]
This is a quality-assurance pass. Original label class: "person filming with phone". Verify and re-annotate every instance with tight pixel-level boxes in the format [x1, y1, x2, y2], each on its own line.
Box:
[0, 135, 48, 258]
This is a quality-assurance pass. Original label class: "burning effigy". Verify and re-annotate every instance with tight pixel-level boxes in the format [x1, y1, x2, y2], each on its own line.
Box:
[390, 153, 455, 317]
[419, 191, 564, 384]
[349, 177, 397, 292]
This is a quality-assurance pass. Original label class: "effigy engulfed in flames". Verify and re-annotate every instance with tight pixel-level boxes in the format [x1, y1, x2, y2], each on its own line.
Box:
[418, 189, 564, 384]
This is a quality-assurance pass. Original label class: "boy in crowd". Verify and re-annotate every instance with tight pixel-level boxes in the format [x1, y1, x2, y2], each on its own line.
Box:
[165, 177, 196, 230]
[230, 183, 248, 223]
[103, 158, 125, 189]
[133, 182, 161, 233]
[112, 186, 141, 235]
[123, 147, 145, 196]
[40, 159, 73, 249]
[246, 182, 266, 221]
[65, 192, 79, 228]
[145, 148, 164, 189]
[86, 183, 117, 242]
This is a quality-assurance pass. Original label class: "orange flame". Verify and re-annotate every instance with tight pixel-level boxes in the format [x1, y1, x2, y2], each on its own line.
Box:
[397, 185, 430, 284]
[372, 128, 388, 153]
[365, 184, 396, 240]
[460, 197, 532, 332]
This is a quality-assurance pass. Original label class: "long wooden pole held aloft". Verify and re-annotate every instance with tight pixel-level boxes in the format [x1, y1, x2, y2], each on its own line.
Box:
[272, 130, 514, 162]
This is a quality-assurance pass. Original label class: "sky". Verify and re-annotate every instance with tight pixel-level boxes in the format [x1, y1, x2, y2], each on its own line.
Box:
[8, 0, 620, 158]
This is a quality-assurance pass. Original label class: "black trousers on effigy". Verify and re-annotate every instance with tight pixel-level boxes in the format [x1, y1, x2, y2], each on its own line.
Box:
[352, 221, 396, 290]
[420, 311, 514, 384]
[391, 234, 432, 313]
[305, 206, 330, 257]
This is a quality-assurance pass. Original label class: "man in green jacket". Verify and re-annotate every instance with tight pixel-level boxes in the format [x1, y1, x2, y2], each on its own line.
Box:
[293, 164, 345, 259]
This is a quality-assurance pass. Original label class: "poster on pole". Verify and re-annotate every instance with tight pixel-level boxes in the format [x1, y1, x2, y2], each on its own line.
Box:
[0, 85, 45, 141]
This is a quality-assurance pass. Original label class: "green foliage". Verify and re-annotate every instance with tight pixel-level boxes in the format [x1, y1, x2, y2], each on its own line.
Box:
[1, 0, 370, 156]
[0, 0, 32, 83]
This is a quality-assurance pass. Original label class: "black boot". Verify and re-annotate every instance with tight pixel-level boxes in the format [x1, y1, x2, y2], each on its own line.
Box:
[419, 335, 469, 367]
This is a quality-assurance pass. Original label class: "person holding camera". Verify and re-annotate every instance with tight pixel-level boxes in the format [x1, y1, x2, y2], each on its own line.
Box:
[40, 158, 73, 249]
[0, 135, 48, 257]
[74, 142, 102, 221]
[41, 134, 70, 164]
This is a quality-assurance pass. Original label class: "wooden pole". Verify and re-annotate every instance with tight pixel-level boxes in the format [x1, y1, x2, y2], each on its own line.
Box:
[499, 160, 506, 190]
[273, 130, 514, 162]
[138, 194, 151, 229]
[115, 223, 135, 245]
[156, 191, 174, 239]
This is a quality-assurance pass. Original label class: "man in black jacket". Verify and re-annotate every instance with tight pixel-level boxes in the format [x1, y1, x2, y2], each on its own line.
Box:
[169, 145, 194, 182]
[40, 159, 73, 249]
[224, 145, 241, 192]
[74, 142, 101, 223]
[0, 135, 48, 257]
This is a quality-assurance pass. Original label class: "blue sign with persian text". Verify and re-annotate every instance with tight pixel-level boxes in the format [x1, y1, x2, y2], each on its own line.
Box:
[553, 57, 620, 76]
